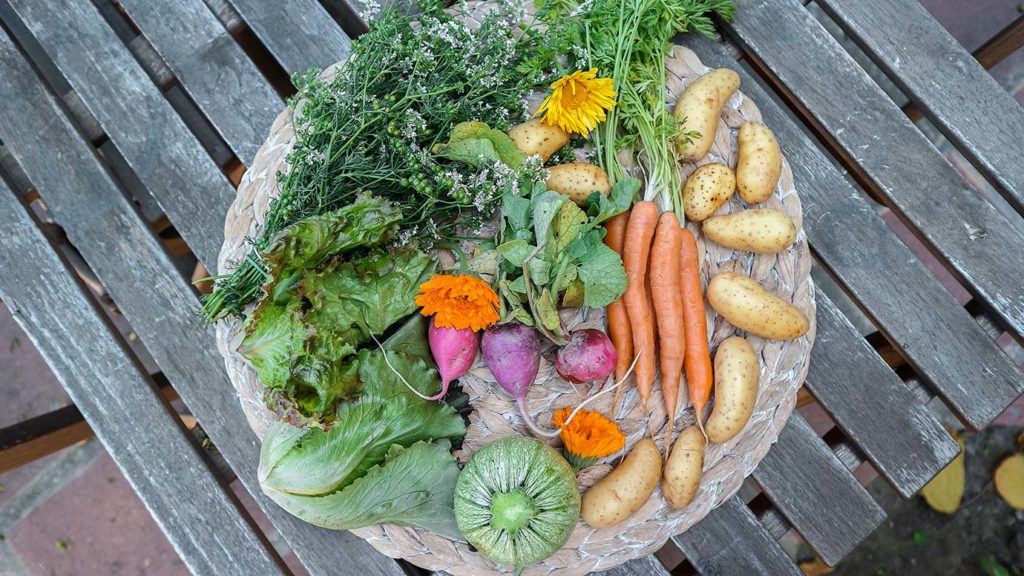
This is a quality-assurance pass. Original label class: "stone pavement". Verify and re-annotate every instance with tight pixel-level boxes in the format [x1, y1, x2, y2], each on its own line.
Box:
[0, 2, 1023, 574]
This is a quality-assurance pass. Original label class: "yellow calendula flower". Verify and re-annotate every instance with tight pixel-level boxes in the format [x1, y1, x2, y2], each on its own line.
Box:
[415, 274, 500, 332]
[552, 406, 626, 470]
[535, 69, 616, 136]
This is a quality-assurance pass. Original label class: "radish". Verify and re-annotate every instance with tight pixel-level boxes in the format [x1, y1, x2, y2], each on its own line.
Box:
[554, 329, 617, 384]
[481, 321, 558, 438]
[425, 316, 479, 400]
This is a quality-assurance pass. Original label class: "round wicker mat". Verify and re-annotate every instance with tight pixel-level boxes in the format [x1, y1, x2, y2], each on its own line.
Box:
[214, 4, 816, 574]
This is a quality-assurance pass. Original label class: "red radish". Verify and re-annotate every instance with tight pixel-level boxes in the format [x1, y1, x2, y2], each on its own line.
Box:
[555, 329, 617, 384]
[425, 316, 479, 400]
[481, 321, 558, 438]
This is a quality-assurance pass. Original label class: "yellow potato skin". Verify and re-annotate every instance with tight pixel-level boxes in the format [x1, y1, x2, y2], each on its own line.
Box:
[707, 272, 809, 340]
[736, 123, 782, 204]
[581, 438, 661, 528]
[546, 163, 611, 207]
[706, 337, 759, 444]
[674, 69, 741, 163]
[682, 163, 736, 222]
[701, 209, 796, 253]
[663, 426, 705, 509]
[509, 119, 570, 162]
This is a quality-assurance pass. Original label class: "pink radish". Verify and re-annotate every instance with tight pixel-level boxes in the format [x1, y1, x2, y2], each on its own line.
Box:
[481, 321, 558, 438]
[555, 329, 617, 384]
[425, 316, 479, 400]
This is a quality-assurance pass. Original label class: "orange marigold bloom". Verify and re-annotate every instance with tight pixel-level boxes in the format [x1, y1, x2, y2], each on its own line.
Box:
[415, 274, 499, 332]
[551, 406, 626, 469]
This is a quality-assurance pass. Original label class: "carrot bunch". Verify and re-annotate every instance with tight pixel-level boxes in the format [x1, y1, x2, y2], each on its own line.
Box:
[605, 202, 713, 448]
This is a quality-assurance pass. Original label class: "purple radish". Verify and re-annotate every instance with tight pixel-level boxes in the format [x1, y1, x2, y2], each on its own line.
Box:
[425, 316, 480, 400]
[481, 322, 557, 438]
[555, 329, 617, 384]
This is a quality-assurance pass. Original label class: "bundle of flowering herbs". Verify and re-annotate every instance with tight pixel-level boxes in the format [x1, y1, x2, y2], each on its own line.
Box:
[200, 1, 563, 321]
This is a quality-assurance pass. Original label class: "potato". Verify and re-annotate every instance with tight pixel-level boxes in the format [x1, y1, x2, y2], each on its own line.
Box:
[706, 337, 759, 444]
[546, 162, 611, 207]
[581, 438, 661, 527]
[682, 163, 736, 222]
[702, 209, 796, 253]
[662, 426, 705, 509]
[674, 69, 741, 163]
[735, 123, 782, 204]
[509, 119, 570, 162]
[707, 272, 809, 340]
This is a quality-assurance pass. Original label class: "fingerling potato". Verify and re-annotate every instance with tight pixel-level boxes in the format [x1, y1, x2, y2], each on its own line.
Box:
[581, 438, 661, 528]
[674, 69, 741, 162]
[546, 162, 611, 207]
[662, 426, 705, 509]
[682, 162, 736, 222]
[736, 123, 782, 204]
[509, 119, 570, 162]
[707, 272, 809, 340]
[706, 337, 759, 444]
[702, 209, 796, 253]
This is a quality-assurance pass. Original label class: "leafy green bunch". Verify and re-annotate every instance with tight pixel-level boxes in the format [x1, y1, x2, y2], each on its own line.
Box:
[201, 4, 560, 321]
[538, 0, 735, 209]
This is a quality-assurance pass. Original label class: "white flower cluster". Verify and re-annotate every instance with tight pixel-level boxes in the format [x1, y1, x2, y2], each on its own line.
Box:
[358, 0, 381, 23]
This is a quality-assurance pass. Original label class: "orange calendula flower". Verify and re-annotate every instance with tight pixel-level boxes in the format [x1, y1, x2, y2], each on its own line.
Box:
[552, 406, 626, 470]
[415, 274, 500, 332]
[535, 69, 616, 136]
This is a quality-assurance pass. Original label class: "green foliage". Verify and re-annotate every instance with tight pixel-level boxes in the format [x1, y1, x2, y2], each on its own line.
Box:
[237, 207, 436, 422]
[495, 173, 635, 344]
[259, 348, 466, 537]
[537, 0, 735, 208]
[200, 6, 560, 321]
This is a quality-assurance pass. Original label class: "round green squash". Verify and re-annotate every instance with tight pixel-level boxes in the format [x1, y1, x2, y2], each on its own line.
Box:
[454, 436, 581, 569]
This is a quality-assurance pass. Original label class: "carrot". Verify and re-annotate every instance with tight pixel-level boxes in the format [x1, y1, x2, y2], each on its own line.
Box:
[622, 200, 660, 414]
[649, 212, 684, 451]
[679, 228, 713, 435]
[604, 212, 633, 413]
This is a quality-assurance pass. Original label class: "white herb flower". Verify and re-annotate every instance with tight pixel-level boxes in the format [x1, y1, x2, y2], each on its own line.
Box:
[358, 0, 381, 23]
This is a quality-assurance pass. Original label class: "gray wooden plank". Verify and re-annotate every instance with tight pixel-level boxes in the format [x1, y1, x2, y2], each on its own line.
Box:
[752, 413, 886, 565]
[722, 0, 1024, 343]
[0, 28, 406, 576]
[116, 0, 283, 164]
[806, 291, 960, 497]
[5, 0, 234, 271]
[683, 32, 1024, 429]
[672, 497, 802, 576]
[816, 0, 1024, 214]
[598, 555, 671, 576]
[226, 0, 350, 75]
[0, 180, 283, 576]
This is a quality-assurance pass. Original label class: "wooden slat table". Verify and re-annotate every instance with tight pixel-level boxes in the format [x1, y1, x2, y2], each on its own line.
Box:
[0, 0, 1021, 574]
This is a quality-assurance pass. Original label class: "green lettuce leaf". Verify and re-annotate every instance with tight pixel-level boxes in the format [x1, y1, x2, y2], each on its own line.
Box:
[303, 248, 435, 339]
[238, 299, 305, 391]
[262, 193, 401, 298]
[434, 121, 526, 170]
[260, 350, 464, 495]
[577, 241, 627, 307]
[261, 440, 462, 539]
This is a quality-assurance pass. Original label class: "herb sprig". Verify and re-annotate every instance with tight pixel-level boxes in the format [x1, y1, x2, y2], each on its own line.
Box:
[201, 5, 558, 321]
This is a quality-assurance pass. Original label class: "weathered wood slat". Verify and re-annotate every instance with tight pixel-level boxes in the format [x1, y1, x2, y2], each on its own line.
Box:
[116, 0, 283, 164]
[0, 29, 406, 576]
[722, 0, 1024, 342]
[806, 291, 960, 497]
[225, 0, 351, 75]
[752, 413, 885, 565]
[816, 0, 1024, 213]
[4, 0, 233, 271]
[598, 555, 671, 576]
[0, 180, 283, 575]
[683, 33, 1023, 429]
[672, 497, 801, 576]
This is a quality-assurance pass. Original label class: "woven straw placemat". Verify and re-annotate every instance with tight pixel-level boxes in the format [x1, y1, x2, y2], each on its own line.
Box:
[214, 4, 815, 574]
